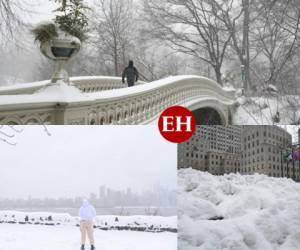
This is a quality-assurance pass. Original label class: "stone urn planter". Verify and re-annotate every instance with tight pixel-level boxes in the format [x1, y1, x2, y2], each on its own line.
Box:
[40, 30, 81, 84]
[32, 0, 89, 85]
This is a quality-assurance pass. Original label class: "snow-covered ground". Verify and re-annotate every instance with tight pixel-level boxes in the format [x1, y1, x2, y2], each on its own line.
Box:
[178, 168, 300, 250]
[0, 223, 176, 250]
[233, 95, 300, 125]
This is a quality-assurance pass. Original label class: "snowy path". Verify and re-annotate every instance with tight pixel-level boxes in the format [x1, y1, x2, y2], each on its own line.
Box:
[0, 224, 176, 250]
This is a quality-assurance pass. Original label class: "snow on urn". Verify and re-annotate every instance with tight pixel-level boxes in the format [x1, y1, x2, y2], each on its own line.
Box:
[40, 29, 81, 84]
[32, 0, 88, 85]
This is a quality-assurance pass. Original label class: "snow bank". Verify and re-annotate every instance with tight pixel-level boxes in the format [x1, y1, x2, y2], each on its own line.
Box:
[178, 168, 300, 250]
[0, 211, 177, 233]
[233, 95, 300, 125]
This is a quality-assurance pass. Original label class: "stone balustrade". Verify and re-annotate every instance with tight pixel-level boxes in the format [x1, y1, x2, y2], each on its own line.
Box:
[0, 77, 145, 95]
[71, 76, 146, 93]
[0, 75, 236, 125]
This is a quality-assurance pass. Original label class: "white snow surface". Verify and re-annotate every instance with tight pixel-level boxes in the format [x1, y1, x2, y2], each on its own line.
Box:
[0, 211, 176, 230]
[233, 95, 300, 125]
[0, 223, 176, 250]
[178, 168, 300, 250]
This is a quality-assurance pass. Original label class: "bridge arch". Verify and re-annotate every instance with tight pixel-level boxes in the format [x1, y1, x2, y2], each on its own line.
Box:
[187, 99, 229, 125]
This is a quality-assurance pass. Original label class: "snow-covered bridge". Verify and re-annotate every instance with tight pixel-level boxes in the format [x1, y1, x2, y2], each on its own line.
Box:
[0, 76, 235, 125]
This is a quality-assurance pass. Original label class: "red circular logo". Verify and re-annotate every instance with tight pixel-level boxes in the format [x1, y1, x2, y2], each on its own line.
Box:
[158, 106, 196, 143]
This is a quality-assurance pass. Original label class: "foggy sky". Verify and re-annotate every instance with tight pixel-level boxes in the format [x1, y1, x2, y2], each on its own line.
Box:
[24, 0, 94, 24]
[279, 125, 300, 143]
[0, 126, 177, 199]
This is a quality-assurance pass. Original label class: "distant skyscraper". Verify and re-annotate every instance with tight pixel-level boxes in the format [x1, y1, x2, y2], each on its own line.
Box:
[89, 192, 97, 203]
[99, 186, 106, 199]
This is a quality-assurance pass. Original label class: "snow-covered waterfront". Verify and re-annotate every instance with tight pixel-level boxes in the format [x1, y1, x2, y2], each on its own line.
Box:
[0, 223, 176, 250]
[178, 168, 300, 250]
[0, 211, 176, 233]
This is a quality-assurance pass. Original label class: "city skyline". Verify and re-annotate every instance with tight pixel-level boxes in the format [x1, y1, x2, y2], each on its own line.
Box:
[0, 183, 176, 208]
[0, 126, 177, 199]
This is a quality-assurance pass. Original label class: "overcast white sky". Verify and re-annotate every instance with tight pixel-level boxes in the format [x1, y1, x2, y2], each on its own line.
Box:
[279, 125, 300, 143]
[22, 0, 97, 24]
[0, 126, 177, 199]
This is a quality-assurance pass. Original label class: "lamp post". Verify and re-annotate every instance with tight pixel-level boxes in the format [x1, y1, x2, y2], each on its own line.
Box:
[240, 64, 246, 85]
[292, 146, 296, 180]
[280, 148, 283, 177]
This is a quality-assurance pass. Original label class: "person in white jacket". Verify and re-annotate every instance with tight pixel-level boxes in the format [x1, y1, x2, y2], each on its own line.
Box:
[79, 199, 96, 250]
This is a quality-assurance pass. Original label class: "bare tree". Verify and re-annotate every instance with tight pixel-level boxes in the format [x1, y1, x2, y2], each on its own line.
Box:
[0, 126, 23, 146]
[0, 0, 21, 40]
[0, 125, 51, 146]
[189, 0, 253, 91]
[91, 0, 135, 76]
[251, 0, 300, 90]
[0, 0, 35, 46]
[144, 0, 240, 85]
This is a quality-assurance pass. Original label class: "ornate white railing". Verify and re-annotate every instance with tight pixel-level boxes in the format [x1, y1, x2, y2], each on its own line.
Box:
[71, 76, 146, 93]
[0, 77, 146, 95]
[0, 75, 235, 125]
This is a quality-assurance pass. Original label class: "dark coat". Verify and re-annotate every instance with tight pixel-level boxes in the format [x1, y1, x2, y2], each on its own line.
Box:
[122, 66, 139, 87]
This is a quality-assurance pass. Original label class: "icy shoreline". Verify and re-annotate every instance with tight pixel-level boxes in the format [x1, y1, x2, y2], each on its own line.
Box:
[0, 210, 177, 233]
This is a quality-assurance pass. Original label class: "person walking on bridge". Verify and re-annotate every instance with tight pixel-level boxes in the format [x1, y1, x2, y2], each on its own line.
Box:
[122, 60, 139, 87]
[79, 199, 96, 250]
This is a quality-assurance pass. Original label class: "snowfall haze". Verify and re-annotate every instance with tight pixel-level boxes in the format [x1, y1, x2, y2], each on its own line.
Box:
[0, 126, 176, 199]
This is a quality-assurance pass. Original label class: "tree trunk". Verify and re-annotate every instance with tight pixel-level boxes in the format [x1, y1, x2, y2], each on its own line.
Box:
[214, 65, 223, 86]
[242, 0, 251, 92]
[113, 37, 118, 76]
